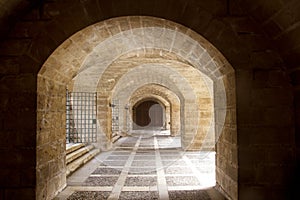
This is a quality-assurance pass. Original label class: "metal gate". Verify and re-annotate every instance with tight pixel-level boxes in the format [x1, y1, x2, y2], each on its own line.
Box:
[66, 91, 97, 143]
[111, 99, 119, 132]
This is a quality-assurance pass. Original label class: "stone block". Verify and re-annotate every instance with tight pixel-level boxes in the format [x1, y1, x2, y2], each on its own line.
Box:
[141, 16, 160, 29]
[98, 0, 113, 16]
[36, 164, 50, 184]
[47, 173, 65, 197]
[290, 69, 300, 86]
[0, 169, 21, 187]
[222, 126, 235, 144]
[226, 164, 238, 182]
[80, 0, 104, 23]
[9, 21, 44, 39]
[254, 69, 291, 88]
[20, 55, 41, 74]
[128, 16, 142, 29]
[0, 39, 31, 56]
[4, 188, 35, 200]
[36, 181, 47, 200]
[0, 131, 16, 148]
[21, 167, 36, 187]
[225, 17, 258, 34]
[138, 0, 157, 15]
[262, 20, 282, 39]
[49, 160, 62, 178]
[237, 107, 264, 125]
[239, 33, 271, 52]
[265, 146, 295, 164]
[2, 110, 20, 131]
[231, 146, 238, 165]
[91, 24, 111, 46]
[234, 63, 252, 100]
[216, 28, 242, 54]
[17, 110, 36, 131]
[216, 154, 227, 172]
[226, 89, 236, 107]
[150, 0, 172, 19]
[228, 0, 244, 15]
[255, 164, 290, 185]
[42, 1, 66, 19]
[26, 31, 57, 63]
[44, 20, 68, 47]
[68, 3, 95, 31]
[224, 47, 250, 67]
[13, 74, 36, 92]
[198, 98, 212, 107]
[225, 108, 236, 125]
[239, 186, 265, 200]
[264, 106, 293, 126]
[51, 12, 79, 39]
[22, 7, 40, 21]
[250, 51, 283, 69]
[37, 144, 52, 165]
[251, 88, 293, 108]
[239, 147, 266, 168]
[284, 47, 300, 68]
[249, 127, 293, 145]
[272, 1, 300, 31]
[0, 56, 20, 75]
[199, 111, 212, 118]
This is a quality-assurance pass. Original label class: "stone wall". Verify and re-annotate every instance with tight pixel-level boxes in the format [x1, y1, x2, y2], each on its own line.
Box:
[0, 1, 297, 200]
[36, 75, 66, 199]
[38, 16, 234, 199]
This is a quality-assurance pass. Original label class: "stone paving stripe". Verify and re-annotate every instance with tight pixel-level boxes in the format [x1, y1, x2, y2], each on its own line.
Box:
[165, 176, 201, 186]
[68, 186, 113, 191]
[89, 174, 120, 177]
[127, 174, 157, 177]
[168, 186, 212, 191]
[154, 136, 169, 200]
[107, 136, 142, 200]
[122, 186, 157, 191]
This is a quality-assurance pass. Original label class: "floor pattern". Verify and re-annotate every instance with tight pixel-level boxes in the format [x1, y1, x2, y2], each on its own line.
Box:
[55, 132, 226, 200]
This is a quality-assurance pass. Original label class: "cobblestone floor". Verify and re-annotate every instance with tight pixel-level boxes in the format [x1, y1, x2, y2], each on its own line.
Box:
[55, 131, 226, 200]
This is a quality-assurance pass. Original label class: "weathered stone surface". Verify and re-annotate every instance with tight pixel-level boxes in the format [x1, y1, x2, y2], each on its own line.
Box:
[0, 1, 298, 199]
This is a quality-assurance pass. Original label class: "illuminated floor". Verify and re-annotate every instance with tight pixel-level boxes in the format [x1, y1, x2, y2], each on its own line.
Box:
[55, 131, 226, 200]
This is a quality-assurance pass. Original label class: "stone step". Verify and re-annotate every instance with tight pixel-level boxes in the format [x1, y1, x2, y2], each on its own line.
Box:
[66, 143, 86, 154]
[112, 134, 121, 143]
[66, 144, 94, 164]
[66, 148, 100, 177]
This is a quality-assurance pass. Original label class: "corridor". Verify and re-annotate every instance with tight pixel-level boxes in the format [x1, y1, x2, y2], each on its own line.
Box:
[56, 131, 226, 200]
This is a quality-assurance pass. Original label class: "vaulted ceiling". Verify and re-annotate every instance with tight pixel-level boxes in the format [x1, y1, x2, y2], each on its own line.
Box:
[0, 0, 299, 75]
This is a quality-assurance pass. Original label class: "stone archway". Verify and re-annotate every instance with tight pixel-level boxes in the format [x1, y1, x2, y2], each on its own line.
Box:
[132, 99, 165, 130]
[128, 84, 180, 136]
[37, 16, 236, 199]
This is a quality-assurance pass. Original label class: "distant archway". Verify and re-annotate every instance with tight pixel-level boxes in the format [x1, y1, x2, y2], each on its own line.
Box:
[133, 99, 165, 130]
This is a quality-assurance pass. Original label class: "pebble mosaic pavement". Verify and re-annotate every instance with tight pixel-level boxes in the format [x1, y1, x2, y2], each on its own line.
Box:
[55, 131, 226, 200]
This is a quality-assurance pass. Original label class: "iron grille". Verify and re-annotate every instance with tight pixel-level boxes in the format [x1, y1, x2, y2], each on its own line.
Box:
[66, 91, 97, 143]
[111, 99, 119, 132]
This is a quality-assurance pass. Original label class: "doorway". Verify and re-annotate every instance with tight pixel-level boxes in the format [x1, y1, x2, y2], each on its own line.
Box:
[133, 100, 165, 130]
